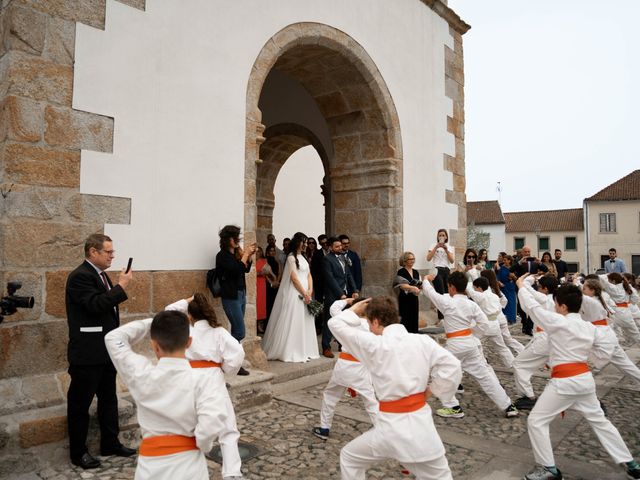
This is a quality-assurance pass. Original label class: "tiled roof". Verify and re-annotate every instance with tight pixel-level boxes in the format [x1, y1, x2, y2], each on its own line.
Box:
[504, 208, 584, 233]
[467, 200, 504, 225]
[585, 169, 640, 202]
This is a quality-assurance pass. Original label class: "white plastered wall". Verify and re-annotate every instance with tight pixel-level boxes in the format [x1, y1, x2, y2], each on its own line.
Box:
[73, 0, 457, 270]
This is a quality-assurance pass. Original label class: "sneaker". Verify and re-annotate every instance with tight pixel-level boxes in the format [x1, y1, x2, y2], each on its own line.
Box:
[435, 406, 464, 418]
[625, 461, 640, 479]
[312, 427, 330, 440]
[237, 367, 250, 376]
[456, 384, 465, 395]
[514, 396, 537, 410]
[505, 404, 519, 418]
[524, 465, 562, 480]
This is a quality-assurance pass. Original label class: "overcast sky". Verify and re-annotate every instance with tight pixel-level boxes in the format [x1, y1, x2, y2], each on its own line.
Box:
[447, 0, 640, 213]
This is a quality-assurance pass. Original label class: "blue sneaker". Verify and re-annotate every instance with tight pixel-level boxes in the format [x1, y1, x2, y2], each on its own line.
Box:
[312, 427, 330, 440]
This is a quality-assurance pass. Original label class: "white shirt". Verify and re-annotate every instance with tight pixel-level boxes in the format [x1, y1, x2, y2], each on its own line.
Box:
[465, 284, 501, 336]
[328, 310, 461, 462]
[423, 281, 489, 345]
[517, 288, 616, 395]
[165, 299, 245, 375]
[105, 319, 228, 480]
[428, 243, 454, 268]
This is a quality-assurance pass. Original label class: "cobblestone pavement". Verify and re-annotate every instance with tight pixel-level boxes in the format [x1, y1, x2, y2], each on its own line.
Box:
[13, 328, 640, 480]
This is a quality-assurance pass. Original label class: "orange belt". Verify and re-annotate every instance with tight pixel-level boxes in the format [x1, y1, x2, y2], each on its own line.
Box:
[139, 434, 197, 457]
[616, 302, 628, 308]
[551, 362, 590, 379]
[535, 326, 544, 333]
[339, 352, 359, 362]
[592, 319, 608, 326]
[189, 360, 222, 369]
[379, 392, 426, 413]
[446, 328, 472, 339]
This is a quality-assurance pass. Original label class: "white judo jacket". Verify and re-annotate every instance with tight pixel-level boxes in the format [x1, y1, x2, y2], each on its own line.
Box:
[328, 310, 461, 462]
[105, 319, 228, 480]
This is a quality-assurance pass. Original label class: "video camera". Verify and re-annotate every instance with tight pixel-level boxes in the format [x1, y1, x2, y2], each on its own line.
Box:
[0, 282, 35, 324]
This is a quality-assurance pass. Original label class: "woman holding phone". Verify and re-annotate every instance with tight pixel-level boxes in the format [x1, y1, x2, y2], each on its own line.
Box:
[426, 228, 454, 320]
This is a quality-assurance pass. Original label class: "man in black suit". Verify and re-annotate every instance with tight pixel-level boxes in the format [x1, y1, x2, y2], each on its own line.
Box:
[512, 245, 548, 336]
[65, 234, 135, 469]
[321, 237, 358, 357]
[553, 249, 568, 280]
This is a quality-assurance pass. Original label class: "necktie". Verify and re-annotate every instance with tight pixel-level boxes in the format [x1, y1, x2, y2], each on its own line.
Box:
[100, 272, 110, 291]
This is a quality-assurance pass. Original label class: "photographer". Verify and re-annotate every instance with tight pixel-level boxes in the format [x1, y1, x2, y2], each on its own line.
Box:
[395, 251, 421, 333]
[426, 228, 455, 320]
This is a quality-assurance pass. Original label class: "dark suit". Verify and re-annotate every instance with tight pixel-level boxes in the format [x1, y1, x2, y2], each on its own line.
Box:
[322, 253, 356, 349]
[513, 259, 548, 334]
[65, 260, 128, 460]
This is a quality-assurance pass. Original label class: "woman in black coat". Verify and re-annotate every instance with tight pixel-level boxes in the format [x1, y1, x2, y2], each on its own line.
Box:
[395, 251, 421, 333]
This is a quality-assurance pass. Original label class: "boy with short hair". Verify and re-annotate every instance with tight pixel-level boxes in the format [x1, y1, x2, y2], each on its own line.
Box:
[105, 310, 228, 480]
[328, 297, 461, 480]
[516, 275, 640, 480]
[423, 271, 518, 418]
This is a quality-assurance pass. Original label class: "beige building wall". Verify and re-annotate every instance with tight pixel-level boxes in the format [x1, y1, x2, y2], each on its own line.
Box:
[585, 200, 640, 273]
[505, 230, 584, 271]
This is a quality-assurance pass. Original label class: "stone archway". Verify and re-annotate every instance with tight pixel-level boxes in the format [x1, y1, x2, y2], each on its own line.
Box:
[244, 24, 403, 354]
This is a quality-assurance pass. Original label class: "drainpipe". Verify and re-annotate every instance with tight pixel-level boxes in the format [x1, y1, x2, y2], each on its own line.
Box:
[584, 200, 590, 273]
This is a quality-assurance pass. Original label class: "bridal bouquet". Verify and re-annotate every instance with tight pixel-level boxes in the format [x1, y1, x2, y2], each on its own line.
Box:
[299, 295, 324, 317]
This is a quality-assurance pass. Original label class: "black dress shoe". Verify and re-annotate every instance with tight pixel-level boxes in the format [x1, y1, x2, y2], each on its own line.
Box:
[71, 452, 101, 469]
[237, 366, 250, 376]
[101, 444, 137, 457]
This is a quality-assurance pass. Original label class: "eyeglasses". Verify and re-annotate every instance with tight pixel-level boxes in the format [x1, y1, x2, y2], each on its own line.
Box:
[406, 257, 416, 261]
[467, 255, 476, 259]
[100, 250, 116, 257]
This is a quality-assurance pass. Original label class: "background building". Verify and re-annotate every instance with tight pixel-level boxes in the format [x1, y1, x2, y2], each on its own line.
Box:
[504, 208, 584, 273]
[584, 169, 640, 275]
[466, 200, 505, 260]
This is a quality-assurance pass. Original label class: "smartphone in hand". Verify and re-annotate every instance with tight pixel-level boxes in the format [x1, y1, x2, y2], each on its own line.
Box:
[125, 257, 133, 274]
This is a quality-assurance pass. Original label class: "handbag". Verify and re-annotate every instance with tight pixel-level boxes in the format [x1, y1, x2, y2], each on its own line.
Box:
[206, 268, 222, 298]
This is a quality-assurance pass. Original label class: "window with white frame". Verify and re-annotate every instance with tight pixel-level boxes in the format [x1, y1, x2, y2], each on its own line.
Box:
[599, 213, 616, 233]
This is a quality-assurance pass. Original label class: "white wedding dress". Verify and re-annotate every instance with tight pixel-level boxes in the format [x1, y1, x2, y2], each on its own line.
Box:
[262, 253, 320, 362]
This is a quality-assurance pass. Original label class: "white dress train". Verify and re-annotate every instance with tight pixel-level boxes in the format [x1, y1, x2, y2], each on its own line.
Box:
[262, 254, 320, 362]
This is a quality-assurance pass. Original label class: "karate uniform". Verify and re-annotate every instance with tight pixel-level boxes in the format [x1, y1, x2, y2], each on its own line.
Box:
[319, 300, 378, 430]
[166, 299, 245, 479]
[579, 295, 640, 385]
[466, 283, 515, 368]
[599, 275, 640, 344]
[517, 287, 632, 468]
[497, 293, 525, 354]
[512, 278, 554, 399]
[628, 286, 640, 327]
[105, 319, 227, 480]
[328, 309, 461, 480]
[422, 282, 513, 411]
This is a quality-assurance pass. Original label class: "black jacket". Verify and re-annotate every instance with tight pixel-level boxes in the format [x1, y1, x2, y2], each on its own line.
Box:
[215, 250, 252, 299]
[513, 258, 548, 277]
[65, 261, 128, 365]
[322, 253, 356, 306]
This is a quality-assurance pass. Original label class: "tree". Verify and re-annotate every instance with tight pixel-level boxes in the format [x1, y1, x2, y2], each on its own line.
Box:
[467, 223, 490, 252]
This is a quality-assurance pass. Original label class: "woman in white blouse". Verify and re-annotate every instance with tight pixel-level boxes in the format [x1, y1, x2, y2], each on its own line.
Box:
[426, 228, 455, 320]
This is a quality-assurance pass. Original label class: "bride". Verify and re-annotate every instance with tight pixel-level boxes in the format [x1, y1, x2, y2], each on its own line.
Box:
[262, 232, 320, 362]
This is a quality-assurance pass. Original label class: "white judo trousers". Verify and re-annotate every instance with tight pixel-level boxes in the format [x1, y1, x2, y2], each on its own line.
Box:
[518, 285, 633, 469]
[512, 332, 549, 399]
[328, 309, 461, 480]
[498, 314, 525, 354]
[320, 358, 378, 429]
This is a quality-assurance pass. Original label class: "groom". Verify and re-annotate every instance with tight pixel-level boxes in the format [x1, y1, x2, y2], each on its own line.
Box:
[322, 237, 358, 358]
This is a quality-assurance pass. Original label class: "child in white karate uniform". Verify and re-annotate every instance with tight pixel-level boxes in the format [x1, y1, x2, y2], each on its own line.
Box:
[511, 274, 557, 410]
[422, 271, 518, 418]
[466, 276, 515, 368]
[480, 270, 524, 356]
[165, 294, 245, 480]
[328, 297, 462, 480]
[622, 273, 640, 327]
[578, 279, 640, 385]
[312, 298, 378, 440]
[599, 273, 640, 344]
[516, 275, 640, 480]
[105, 310, 227, 480]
